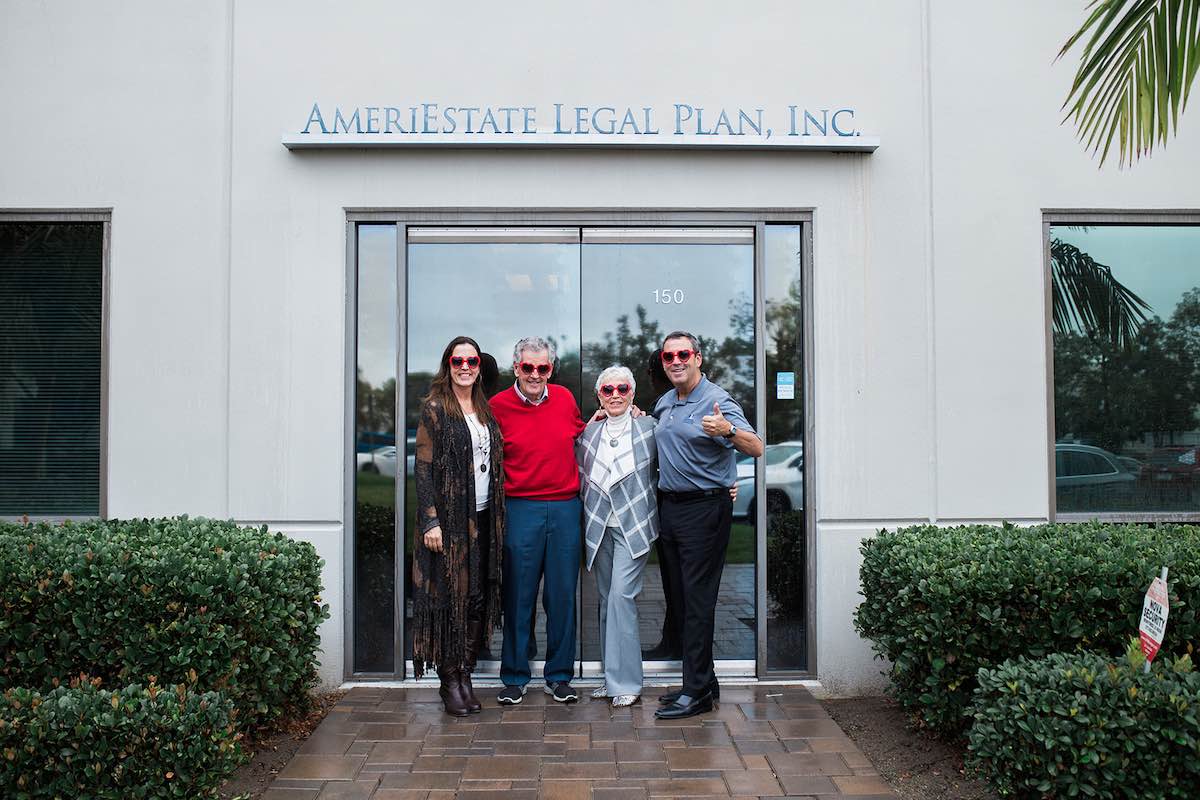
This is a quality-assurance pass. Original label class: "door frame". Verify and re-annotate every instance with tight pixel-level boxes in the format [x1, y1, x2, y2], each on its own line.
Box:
[344, 208, 816, 681]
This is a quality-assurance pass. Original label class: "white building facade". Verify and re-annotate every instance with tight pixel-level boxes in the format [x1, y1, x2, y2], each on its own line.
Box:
[3, 1, 1199, 693]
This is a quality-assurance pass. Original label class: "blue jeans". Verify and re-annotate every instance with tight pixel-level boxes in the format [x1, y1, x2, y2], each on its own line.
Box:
[501, 496, 581, 686]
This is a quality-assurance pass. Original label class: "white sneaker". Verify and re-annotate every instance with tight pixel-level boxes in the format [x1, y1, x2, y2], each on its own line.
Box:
[591, 685, 609, 699]
[611, 694, 640, 707]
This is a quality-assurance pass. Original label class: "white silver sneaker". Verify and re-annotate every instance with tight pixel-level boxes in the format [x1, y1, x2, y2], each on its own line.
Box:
[590, 685, 609, 699]
[611, 694, 640, 707]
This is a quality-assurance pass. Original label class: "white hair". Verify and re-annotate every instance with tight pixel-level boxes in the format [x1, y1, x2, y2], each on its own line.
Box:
[512, 336, 556, 364]
[594, 365, 636, 396]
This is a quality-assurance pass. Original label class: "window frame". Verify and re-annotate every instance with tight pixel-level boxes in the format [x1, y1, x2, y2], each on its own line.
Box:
[0, 210, 110, 522]
[1045, 209, 1200, 523]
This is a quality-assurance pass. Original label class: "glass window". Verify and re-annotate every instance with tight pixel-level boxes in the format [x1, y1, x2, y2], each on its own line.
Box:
[354, 223, 398, 672]
[1051, 224, 1200, 515]
[0, 222, 103, 516]
[764, 444, 802, 466]
[764, 224, 807, 671]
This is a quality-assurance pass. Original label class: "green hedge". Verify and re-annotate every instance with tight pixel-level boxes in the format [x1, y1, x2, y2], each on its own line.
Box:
[854, 522, 1200, 735]
[0, 517, 330, 728]
[0, 680, 242, 799]
[968, 648, 1200, 798]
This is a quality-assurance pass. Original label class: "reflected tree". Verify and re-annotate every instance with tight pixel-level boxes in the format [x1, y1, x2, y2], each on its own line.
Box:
[765, 275, 803, 443]
[581, 296, 755, 419]
[1055, 288, 1200, 451]
[1052, 237, 1151, 348]
[356, 367, 397, 448]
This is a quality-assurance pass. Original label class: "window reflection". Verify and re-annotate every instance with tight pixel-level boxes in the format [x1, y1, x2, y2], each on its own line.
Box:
[405, 239, 582, 663]
[1051, 225, 1200, 514]
[764, 224, 807, 671]
[581, 238, 756, 662]
[354, 224, 397, 673]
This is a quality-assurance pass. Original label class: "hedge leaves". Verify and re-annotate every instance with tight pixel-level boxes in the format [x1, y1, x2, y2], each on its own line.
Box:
[855, 522, 1200, 735]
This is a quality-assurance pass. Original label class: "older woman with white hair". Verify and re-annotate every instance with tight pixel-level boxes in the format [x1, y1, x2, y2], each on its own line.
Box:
[576, 364, 659, 706]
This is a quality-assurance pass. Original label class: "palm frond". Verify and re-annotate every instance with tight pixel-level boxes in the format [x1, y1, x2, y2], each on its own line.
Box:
[1051, 238, 1152, 347]
[1059, 0, 1200, 166]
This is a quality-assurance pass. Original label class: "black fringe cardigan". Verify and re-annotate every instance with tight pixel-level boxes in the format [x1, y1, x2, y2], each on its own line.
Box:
[411, 398, 505, 677]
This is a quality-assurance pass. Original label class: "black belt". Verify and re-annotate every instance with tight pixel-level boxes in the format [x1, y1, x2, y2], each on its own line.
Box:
[660, 488, 725, 502]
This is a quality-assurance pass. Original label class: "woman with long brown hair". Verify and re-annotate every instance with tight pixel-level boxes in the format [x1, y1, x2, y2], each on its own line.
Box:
[412, 336, 505, 716]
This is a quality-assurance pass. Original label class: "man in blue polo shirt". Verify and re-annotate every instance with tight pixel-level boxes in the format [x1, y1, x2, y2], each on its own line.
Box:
[652, 330, 763, 720]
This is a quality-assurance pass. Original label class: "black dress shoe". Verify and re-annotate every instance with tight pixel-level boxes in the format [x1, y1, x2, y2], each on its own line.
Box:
[642, 641, 683, 660]
[654, 691, 713, 719]
[658, 682, 720, 705]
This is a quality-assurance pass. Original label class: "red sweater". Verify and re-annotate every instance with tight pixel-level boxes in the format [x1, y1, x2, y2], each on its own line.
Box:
[491, 384, 586, 500]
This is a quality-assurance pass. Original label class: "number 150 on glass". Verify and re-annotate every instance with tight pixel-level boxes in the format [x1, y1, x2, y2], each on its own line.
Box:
[654, 289, 685, 304]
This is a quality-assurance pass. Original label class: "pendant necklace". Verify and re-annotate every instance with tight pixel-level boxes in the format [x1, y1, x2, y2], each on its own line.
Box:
[467, 414, 489, 472]
[605, 414, 631, 448]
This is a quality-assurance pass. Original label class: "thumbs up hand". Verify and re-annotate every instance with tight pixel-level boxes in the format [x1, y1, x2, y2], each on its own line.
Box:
[701, 401, 732, 438]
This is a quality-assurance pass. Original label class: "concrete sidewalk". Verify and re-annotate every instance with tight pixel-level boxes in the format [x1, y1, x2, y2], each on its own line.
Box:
[264, 683, 895, 799]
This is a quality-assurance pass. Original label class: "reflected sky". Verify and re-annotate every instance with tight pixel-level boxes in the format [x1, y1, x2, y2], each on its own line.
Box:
[407, 242, 580, 375]
[581, 242, 755, 414]
[358, 225, 398, 385]
[764, 225, 801, 301]
[1052, 226, 1200, 319]
[581, 243, 753, 348]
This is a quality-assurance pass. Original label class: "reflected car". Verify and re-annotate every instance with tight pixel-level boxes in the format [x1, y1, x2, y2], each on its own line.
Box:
[357, 437, 417, 477]
[1054, 443, 1137, 493]
[357, 445, 398, 477]
[1141, 446, 1200, 484]
[732, 441, 804, 522]
[1116, 455, 1144, 474]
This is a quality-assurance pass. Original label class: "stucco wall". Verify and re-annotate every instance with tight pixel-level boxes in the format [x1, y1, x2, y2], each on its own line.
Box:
[3, 0, 1200, 693]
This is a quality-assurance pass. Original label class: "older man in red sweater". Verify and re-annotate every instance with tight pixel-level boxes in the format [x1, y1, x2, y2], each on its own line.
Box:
[490, 336, 586, 704]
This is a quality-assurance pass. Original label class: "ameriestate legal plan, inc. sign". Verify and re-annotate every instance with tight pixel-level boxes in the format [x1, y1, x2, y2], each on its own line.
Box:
[282, 101, 879, 151]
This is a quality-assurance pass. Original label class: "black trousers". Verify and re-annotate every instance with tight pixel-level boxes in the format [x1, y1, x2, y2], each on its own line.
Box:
[658, 492, 732, 696]
[653, 537, 682, 651]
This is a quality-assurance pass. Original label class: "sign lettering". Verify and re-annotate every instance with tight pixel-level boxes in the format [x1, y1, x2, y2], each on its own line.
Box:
[1139, 575, 1170, 664]
[284, 101, 879, 152]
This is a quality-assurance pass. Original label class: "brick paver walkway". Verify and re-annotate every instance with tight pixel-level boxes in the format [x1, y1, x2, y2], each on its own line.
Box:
[265, 684, 894, 799]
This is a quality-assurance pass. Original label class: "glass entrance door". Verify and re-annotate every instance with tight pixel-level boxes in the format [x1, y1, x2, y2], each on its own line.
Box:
[403, 228, 582, 668]
[579, 228, 757, 668]
[350, 220, 801, 681]
[395, 225, 757, 674]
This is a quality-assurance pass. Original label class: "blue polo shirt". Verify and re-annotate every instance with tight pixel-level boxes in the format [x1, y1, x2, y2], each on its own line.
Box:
[652, 375, 755, 492]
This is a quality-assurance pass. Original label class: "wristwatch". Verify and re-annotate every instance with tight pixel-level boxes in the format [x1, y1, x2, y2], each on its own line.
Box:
[723, 422, 737, 439]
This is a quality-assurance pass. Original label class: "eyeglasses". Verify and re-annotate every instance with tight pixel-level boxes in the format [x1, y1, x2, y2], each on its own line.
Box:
[518, 362, 553, 377]
[599, 383, 632, 397]
[661, 349, 696, 364]
[449, 355, 480, 369]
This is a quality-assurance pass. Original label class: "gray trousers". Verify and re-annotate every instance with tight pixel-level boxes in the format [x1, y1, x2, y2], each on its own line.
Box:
[593, 525, 649, 696]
